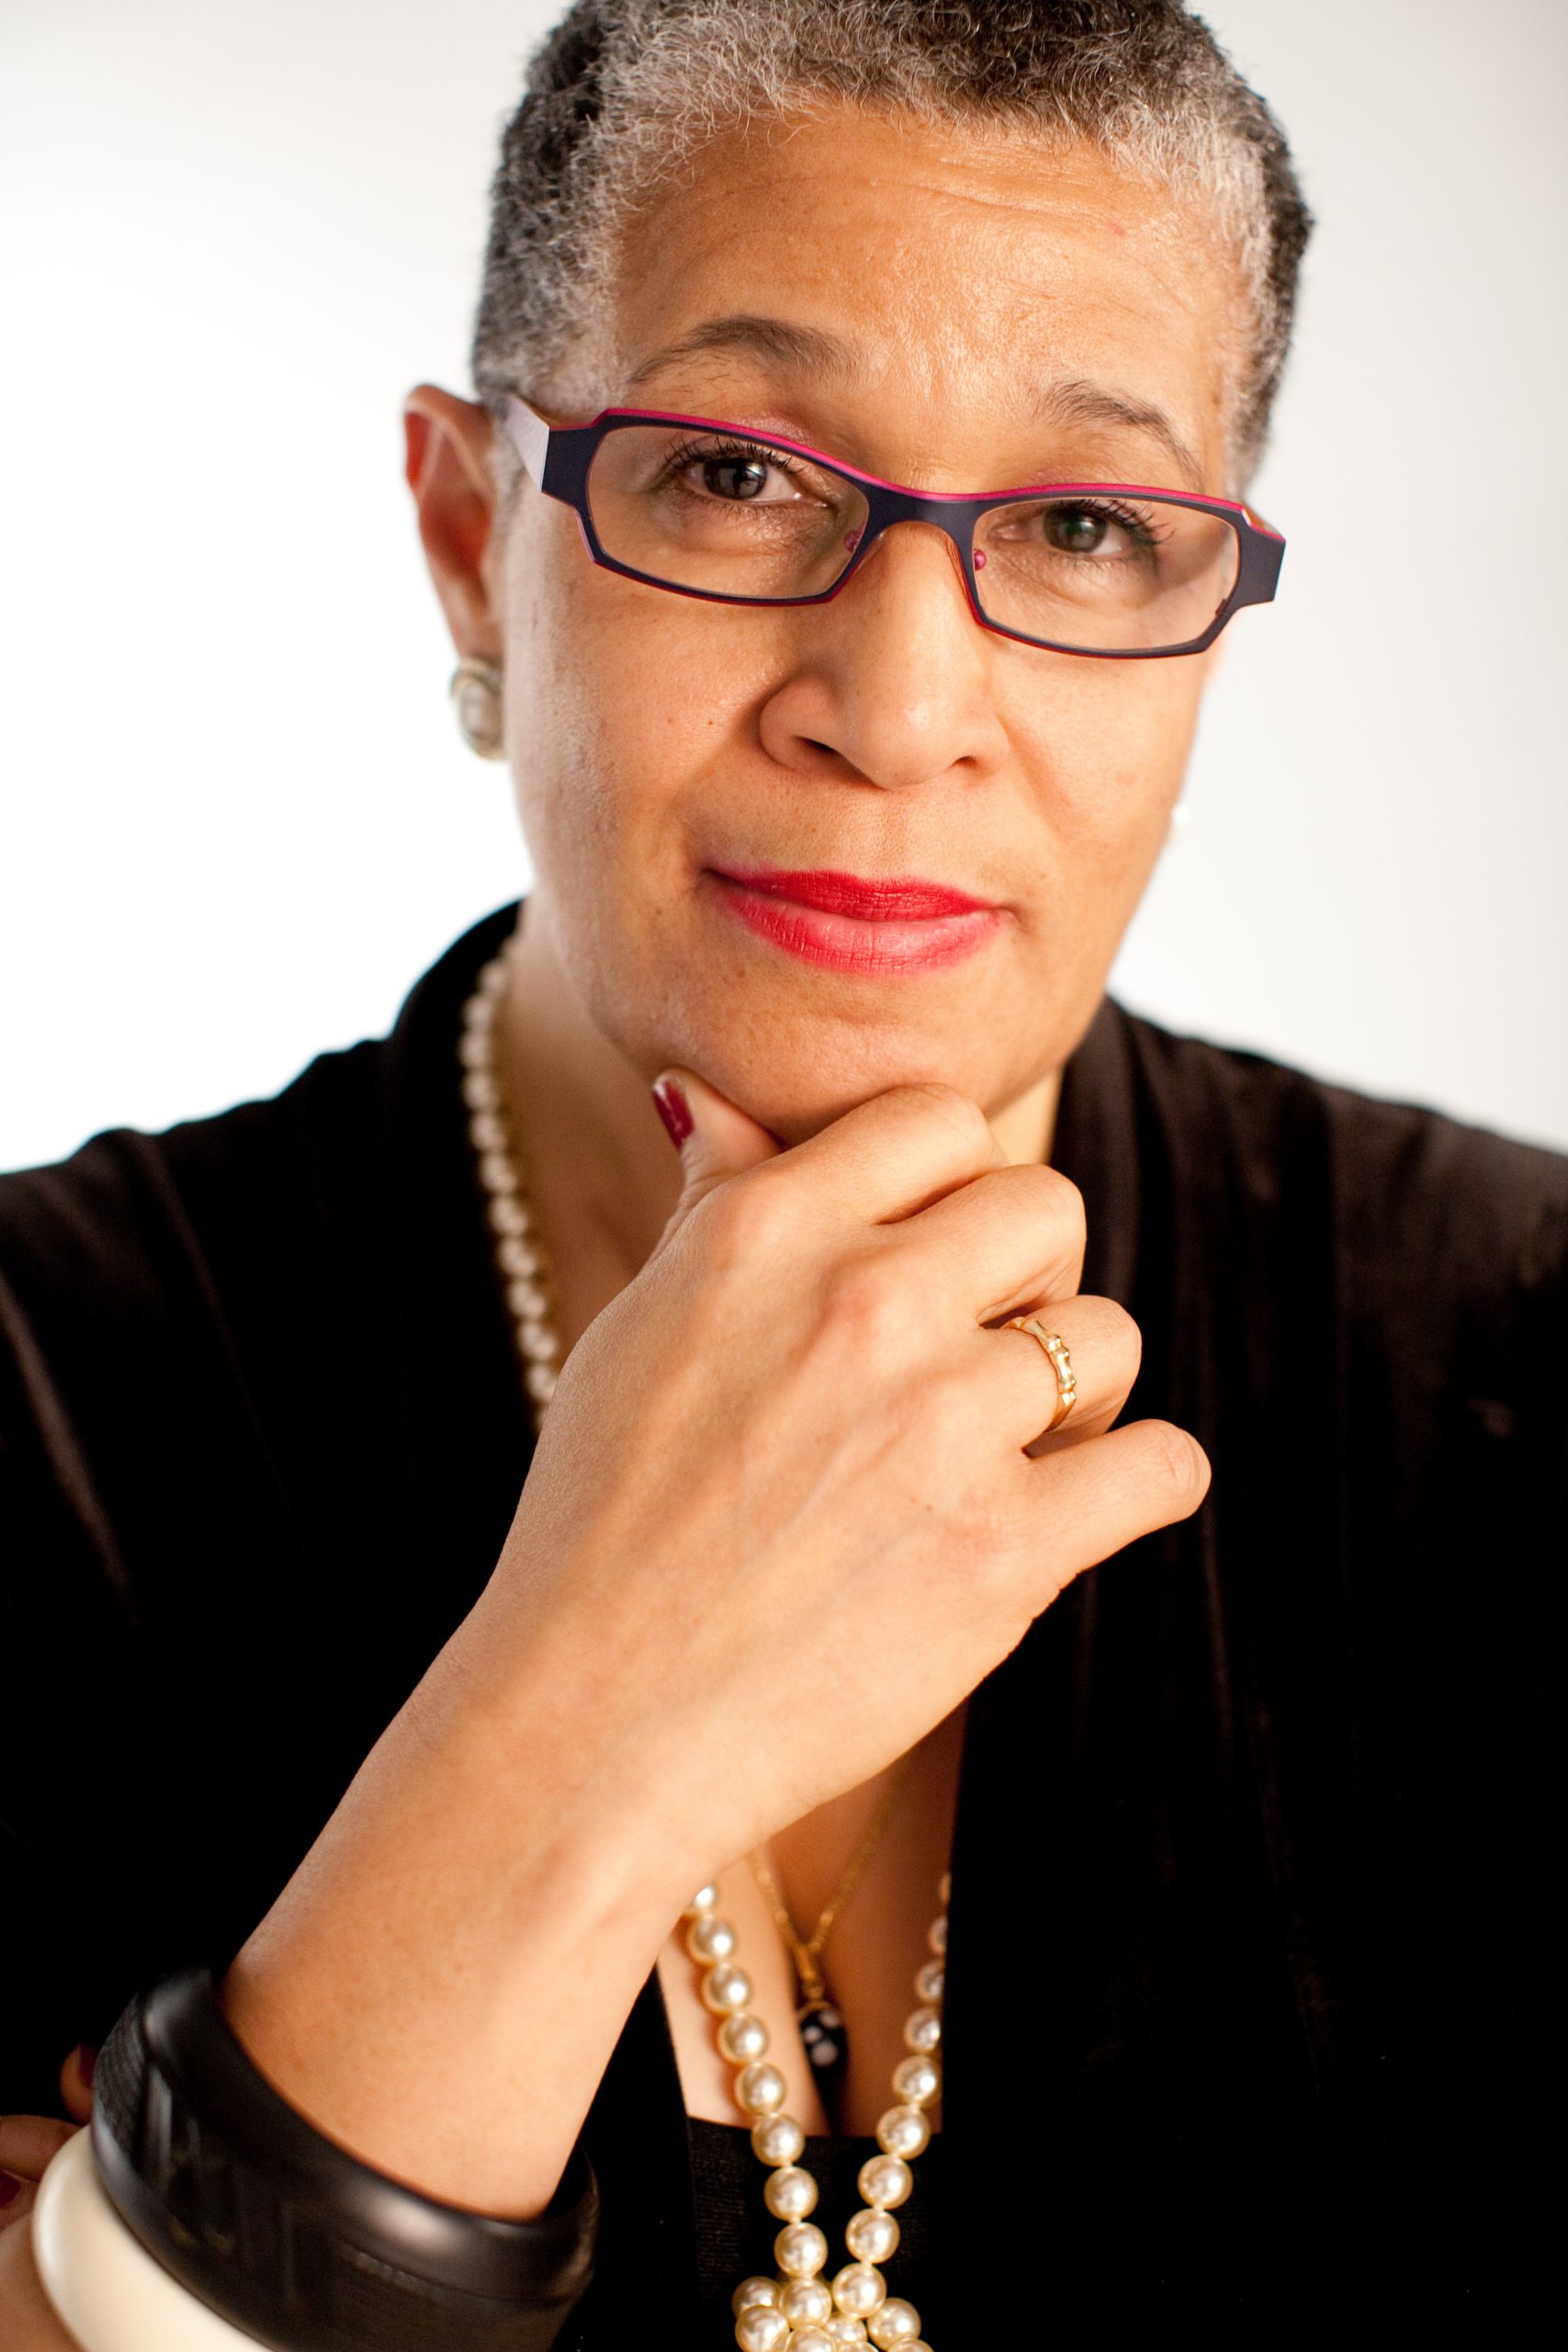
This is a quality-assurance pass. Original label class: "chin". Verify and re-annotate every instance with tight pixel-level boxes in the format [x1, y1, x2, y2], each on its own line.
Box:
[660, 1004, 1038, 1144]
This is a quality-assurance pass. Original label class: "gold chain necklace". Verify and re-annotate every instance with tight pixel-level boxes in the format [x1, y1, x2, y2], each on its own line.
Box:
[462, 940, 944, 2351]
[749, 1758, 913, 2123]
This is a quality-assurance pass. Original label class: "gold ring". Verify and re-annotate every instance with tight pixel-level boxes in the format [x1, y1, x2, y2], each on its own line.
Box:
[1002, 1315, 1078, 1431]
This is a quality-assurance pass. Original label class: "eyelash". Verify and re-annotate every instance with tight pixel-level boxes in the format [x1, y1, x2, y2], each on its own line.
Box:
[656, 435, 811, 489]
[1046, 495, 1170, 549]
[653, 436, 1170, 546]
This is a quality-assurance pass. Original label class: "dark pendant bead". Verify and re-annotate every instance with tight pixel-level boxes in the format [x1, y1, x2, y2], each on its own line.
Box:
[799, 1999, 848, 2088]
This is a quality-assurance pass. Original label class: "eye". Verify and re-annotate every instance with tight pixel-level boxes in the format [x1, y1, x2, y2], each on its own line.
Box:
[1048, 505, 1116, 554]
[1037, 500, 1161, 559]
[985, 493, 1168, 566]
[659, 436, 823, 505]
[698, 451, 773, 502]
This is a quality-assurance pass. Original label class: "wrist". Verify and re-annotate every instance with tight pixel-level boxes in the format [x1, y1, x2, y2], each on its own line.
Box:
[45, 1969, 597, 2352]
[220, 1620, 703, 2217]
[445, 1571, 737, 1911]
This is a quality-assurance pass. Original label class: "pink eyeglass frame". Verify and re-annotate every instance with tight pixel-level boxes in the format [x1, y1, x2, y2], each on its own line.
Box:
[504, 394, 1285, 660]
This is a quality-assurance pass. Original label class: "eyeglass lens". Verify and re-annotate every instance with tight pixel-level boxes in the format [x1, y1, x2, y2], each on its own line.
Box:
[586, 423, 1239, 651]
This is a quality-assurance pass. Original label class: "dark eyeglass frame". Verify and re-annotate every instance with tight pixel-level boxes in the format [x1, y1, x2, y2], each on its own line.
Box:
[505, 395, 1285, 661]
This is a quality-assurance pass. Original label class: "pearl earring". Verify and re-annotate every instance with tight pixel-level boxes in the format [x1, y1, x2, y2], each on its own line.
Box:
[1168, 800, 1190, 839]
[449, 659, 505, 760]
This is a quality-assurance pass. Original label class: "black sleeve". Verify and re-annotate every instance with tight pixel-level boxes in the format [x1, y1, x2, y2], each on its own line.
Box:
[0, 1038, 530, 2113]
[0, 1121, 602, 2335]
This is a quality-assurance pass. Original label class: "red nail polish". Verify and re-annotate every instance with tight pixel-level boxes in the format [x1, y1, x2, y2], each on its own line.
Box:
[651, 1076, 693, 1148]
[0, 2171, 20, 2208]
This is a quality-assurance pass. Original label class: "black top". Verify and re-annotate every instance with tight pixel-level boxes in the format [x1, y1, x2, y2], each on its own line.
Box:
[687, 2117, 945, 2332]
[2, 903, 1564, 2337]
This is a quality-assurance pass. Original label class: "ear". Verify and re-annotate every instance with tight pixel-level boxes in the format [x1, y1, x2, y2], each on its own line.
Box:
[403, 384, 502, 662]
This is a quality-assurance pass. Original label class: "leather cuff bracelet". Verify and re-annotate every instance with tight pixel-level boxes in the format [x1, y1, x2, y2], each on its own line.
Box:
[91, 1963, 599, 2352]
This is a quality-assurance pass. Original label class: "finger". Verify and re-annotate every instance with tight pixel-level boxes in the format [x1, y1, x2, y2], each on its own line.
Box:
[1021, 1415, 1213, 1587]
[0, 2114, 75, 2182]
[0, 2171, 36, 2231]
[651, 1068, 784, 1235]
[753, 1082, 1009, 1233]
[882, 1159, 1087, 1319]
[970, 1294, 1141, 1449]
[58, 2045, 96, 2125]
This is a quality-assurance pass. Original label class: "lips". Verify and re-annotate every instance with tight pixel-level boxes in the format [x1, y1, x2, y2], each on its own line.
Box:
[707, 864, 1003, 975]
[718, 866, 991, 920]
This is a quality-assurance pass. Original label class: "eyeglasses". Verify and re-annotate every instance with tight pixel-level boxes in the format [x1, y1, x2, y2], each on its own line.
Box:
[504, 396, 1284, 660]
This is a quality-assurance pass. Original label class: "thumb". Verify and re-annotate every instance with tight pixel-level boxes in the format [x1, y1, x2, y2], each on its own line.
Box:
[651, 1068, 783, 1227]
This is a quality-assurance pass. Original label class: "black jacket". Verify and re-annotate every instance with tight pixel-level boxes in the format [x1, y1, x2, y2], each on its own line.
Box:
[3, 905, 1563, 2335]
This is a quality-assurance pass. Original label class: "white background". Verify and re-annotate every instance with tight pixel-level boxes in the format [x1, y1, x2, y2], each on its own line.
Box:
[3, 0, 1564, 1171]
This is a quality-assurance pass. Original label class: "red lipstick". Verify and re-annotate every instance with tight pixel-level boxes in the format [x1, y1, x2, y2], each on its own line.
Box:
[707, 864, 1002, 975]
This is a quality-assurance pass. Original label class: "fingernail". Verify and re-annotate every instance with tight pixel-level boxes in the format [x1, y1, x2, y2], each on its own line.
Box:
[74, 2043, 97, 2089]
[650, 1076, 693, 1148]
[0, 2171, 20, 2208]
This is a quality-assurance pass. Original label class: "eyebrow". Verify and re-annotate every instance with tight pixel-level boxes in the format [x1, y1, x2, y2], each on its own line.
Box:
[1032, 377, 1205, 492]
[624, 312, 857, 392]
[622, 312, 1206, 490]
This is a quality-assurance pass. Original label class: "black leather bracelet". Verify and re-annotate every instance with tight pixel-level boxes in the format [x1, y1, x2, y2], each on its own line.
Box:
[91, 1962, 598, 2352]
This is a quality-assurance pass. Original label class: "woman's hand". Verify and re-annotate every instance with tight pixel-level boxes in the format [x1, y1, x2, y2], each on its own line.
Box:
[0, 2051, 97, 2352]
[484, 1070, 1204, 1875]
[0, 2049, 95, 2236]
[224, 1077, 1207, 2218]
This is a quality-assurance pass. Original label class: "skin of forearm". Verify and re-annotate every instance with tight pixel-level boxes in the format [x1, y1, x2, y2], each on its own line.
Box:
[222, 1596, 709, 2218]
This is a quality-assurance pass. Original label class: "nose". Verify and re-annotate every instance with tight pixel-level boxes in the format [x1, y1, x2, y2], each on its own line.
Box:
[755, 519, 1011, 793]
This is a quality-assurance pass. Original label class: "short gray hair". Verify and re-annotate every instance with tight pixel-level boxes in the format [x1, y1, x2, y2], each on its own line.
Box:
[473, 0, 1314, 489]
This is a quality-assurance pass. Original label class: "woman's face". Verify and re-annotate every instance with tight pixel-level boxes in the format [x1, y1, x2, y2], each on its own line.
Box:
[495, 108, 1247, 1137]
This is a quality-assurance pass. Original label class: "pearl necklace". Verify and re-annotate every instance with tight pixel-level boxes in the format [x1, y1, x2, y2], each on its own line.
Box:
[687, 1878, 946, 2352]
[460, 950, 564, 1409]
[460, 941, 946, 2352]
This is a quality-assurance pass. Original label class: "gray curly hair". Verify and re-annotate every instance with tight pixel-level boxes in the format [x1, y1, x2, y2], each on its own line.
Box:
[473, 0, 1313, 490]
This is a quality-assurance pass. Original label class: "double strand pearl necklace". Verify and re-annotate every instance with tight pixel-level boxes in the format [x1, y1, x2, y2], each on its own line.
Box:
[686, 1881, 946, 2352]
[460, 942, 946, 2352]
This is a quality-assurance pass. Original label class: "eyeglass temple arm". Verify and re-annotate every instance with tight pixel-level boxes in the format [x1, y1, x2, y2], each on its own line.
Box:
[504, 396, 550, 491]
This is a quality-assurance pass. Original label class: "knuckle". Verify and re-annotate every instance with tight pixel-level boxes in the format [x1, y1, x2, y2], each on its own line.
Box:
[819, 1250, 908, 1355]
[1099, 1296, 1140, 1342]
[1134, 1419, 1211, 1512]
[958, 1487, 1043, 1593]
[1094, 1296, 1144, 1379]
[691, 1167, 793, 1264]
[908, 1363, 981, 1454]
[897, 1081, 993, 1155]
[989, 1163, 1085, 1275]
[1034, 1163, 1086, 1248]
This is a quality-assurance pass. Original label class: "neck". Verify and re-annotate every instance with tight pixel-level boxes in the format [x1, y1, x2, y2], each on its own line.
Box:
[491, 898, 1064, 1351]
[989, 1067, 1062, 1170]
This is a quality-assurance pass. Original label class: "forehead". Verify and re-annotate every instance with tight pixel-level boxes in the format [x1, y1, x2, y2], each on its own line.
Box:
[601, 107, 1247, 492]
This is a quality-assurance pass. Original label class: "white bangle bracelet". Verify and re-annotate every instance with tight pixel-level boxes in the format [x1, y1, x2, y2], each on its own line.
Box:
[33, 2129, 268, 2352]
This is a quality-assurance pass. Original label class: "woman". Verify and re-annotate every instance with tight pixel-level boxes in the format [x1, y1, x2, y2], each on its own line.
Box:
[3, 2, 1562, 2343]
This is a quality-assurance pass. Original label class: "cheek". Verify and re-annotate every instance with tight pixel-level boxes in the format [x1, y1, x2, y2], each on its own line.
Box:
[1019, 661, 1203, 859]
[503, 516, 753, 866]
[998, 662, 1203, 991]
